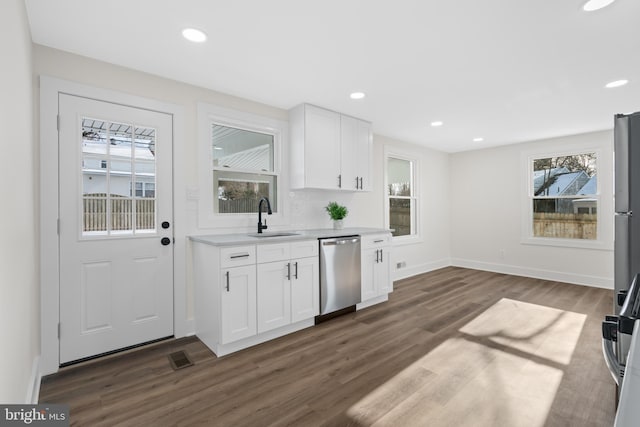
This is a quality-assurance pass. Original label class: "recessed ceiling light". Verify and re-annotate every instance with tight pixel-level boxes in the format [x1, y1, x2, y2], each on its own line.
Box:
[582, 0, 616, 11]
[182, 28, 207, 43]
[473, 137, 484, 142]
[431, 121, 443, 127]
[350, 92, 366, 100]
[605, 79, 628, 88]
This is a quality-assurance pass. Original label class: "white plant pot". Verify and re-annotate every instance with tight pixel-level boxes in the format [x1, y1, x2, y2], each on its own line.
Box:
[333, 219, 344, 230]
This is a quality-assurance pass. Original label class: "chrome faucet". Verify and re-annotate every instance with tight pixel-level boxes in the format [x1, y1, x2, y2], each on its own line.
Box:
[257, 197, 272, 233]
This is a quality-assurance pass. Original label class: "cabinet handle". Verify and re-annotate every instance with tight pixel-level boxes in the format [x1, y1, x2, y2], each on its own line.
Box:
[294, 262, 299, 279]
[355, 176, 359, 189]
[225, 271, 230, 292]
[286, 262, 291, 280]
[380, 249, 383, 263]
[375, 249, 380, 263]
[359, 177, 363, 190]
[374, 239, 384, 243]
[230, 253, 250, 259]
[338, 174, 342, 188]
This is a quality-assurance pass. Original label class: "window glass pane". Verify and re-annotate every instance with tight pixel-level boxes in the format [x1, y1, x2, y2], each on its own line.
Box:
[82, 119, 108, 196]
[212, 124, 274, 172]
[390, 198, 413, 237]
[134, 127, 156, 186]
[83, 197, 107, 234]
[533, 199, 597, 239]
[136, 198, 155, 231]
[111, 197, 133, 234]
[532, 154, 596, 196]
[109, 122, 134, 198]
[133, 126, 156, 232]
[82, 118, 108, 154]
[214, 170, 277, 213]
[532, 153, 597, 240]
[388, 157, 411, 196]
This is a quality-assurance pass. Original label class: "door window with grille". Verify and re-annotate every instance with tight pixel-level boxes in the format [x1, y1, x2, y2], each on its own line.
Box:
[81, 118, 157, 236]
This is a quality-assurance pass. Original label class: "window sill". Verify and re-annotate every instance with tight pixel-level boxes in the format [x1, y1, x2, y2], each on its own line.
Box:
[392, 234, 423, 246]
[521, 236, 613, 251]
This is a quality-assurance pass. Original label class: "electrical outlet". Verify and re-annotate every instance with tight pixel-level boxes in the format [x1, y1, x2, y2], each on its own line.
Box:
[396, 261, 406, 269]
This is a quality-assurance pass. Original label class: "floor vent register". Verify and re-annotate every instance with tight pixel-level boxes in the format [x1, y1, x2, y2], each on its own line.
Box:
[168, 350, 194, 370]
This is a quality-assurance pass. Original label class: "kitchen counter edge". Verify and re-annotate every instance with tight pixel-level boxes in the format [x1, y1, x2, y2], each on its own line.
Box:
[189, 228, 392, 246]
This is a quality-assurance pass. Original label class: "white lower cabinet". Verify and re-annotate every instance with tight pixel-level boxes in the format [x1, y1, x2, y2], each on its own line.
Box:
[257, 241, 319, 333]
[257, 261, 291, 333]
[193, 238, 320, 357]
[291, 256, 320, 322]
[193, 232, 392, 357]
[221, 265, 257, 344]
[361, 233, 392, 305]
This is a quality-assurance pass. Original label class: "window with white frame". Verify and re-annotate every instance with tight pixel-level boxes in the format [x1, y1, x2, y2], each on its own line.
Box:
[529, 152, 598, 240]
[210, 123, 278, 214]
[387, 156, 417, 238]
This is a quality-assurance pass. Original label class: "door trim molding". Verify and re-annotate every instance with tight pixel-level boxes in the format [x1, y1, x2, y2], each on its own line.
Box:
[40, 76, 188, 375]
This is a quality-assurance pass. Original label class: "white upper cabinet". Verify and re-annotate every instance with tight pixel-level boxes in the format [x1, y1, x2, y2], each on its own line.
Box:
[290, 104, 372, 191]
[341, 115, 373, 191]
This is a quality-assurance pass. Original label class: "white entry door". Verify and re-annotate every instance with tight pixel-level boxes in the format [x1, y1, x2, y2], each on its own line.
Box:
[58, 94, 174, 364]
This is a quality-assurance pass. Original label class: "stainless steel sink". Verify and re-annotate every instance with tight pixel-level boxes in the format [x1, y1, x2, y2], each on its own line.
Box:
[248, 232, 301, 238]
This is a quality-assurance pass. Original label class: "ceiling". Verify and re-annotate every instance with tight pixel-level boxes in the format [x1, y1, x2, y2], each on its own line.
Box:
[24, 0, 640, 152]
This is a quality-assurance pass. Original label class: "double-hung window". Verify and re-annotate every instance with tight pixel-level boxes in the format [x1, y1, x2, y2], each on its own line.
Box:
[386, 155, 417, 238]
[211, 123, 277, 214]
[529, 152, 598, 241]
[197, 103, 285, 228]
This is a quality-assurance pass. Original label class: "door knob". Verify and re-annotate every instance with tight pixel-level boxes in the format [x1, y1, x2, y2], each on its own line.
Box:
[161, 237, 171, 246]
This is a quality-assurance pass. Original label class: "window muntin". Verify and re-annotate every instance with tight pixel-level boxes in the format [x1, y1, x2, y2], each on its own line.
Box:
[387, 156, 417, 237]
[531, 153, 597, 240]
[211, 123, 277, 214]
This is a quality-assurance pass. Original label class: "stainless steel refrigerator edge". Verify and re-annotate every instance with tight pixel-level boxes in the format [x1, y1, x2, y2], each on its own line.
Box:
[319, 236, 361, 315]
[615, 112, 640, 313]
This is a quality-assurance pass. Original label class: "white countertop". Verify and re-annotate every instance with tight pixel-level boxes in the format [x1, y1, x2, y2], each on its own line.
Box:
[189, 227, 392, 246]
[615, 319, 640, 427]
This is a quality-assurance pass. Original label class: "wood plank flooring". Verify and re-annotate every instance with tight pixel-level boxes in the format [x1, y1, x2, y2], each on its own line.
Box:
[39, 267, 616, 426]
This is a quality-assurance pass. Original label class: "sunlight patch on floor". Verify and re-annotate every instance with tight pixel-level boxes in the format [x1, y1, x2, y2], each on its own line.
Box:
[347, 298, 586, 427]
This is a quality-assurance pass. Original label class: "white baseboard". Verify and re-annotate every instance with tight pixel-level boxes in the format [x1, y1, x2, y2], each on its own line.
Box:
[450, 258, 613, 289]
[393, 258, 451, 281]
[26, 356, 41, 404]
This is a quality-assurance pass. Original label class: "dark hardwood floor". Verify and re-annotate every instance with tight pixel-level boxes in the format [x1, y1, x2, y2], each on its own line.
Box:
[40, 267, 616, 426]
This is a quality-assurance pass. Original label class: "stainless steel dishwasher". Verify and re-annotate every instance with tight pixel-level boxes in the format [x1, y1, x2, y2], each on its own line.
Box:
[319, 236, 361, 316]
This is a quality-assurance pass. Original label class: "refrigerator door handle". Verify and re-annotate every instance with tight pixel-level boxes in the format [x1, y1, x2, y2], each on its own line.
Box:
[602, 320, 623, 386]
[615, 214, 631, 311]
[615, 114, 630, 213]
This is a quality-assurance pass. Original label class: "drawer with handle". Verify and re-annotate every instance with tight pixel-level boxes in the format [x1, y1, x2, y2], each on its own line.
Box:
[220, 245, 256, 268]
[361, 233, 391, 248]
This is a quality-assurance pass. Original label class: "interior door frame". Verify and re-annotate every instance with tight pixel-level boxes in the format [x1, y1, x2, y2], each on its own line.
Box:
[40, 76, 189, 375]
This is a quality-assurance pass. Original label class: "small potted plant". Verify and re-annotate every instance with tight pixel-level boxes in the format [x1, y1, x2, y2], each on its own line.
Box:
[325, 201, 348, 230]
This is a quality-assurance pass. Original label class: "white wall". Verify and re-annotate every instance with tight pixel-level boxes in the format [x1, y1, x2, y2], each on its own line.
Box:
[0, 0, 39, 403]
[33, 45, 451, 332]
[450, 131, 614, 288]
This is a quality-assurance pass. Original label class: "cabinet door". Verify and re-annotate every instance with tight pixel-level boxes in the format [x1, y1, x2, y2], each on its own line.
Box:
[221, 265, 257, 344]
[355, 119, 373, 191]
[257, 261, 292, 333]
[375, 247, 392, 294]
[340, 115, 359, 190]
[361, 248, 379, 302]
[304, 105, 341, 189]
[291, 256, 319, 322]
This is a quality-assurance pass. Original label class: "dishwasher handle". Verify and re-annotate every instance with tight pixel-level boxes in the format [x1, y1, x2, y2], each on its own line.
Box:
[321, 238, 360, 246]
